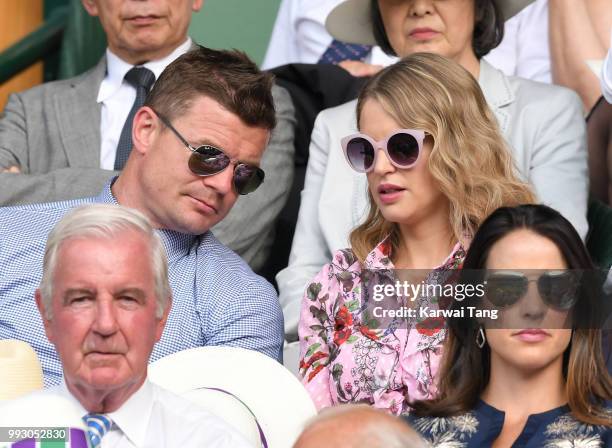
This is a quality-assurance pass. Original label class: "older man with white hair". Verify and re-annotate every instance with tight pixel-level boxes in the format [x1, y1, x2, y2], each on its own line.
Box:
[293, 404, 427, 448]
[0, 204, 252, 448]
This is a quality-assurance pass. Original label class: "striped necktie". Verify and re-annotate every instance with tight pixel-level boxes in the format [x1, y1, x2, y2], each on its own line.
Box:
[318, 39, 372, 64]
[83, 413, 113, 448]
[114, 66, 156, 170]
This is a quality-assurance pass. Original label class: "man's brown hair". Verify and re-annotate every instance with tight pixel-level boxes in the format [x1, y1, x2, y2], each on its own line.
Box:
[145, 45, 276, 130]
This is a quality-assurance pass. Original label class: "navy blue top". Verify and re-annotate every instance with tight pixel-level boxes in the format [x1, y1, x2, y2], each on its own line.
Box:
[405, 400, 611, 447]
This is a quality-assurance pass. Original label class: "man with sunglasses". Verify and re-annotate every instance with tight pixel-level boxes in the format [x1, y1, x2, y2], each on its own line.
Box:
[0, 46, 284, 386]
[0, 0, 295, 274]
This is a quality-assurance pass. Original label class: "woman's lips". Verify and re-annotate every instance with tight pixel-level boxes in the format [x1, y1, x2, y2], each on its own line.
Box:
[377, 184, 405, 204]
[409, 28, 439, 41]
[512, 329, 551, 342]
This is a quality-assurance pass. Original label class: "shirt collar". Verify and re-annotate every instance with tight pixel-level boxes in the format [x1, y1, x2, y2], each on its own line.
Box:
[97, 38, 193, 104]
[364, 237, 466, 270]
[107, 379, 155, 447]
[57, 378, 154, 447]
[96, 178, 198, 262]
[478, 59, 515, 109]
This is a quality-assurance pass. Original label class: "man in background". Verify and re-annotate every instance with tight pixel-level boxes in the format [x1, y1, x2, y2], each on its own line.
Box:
[294, 405, 427, 448]
[0, 0, 295, 271]
[0, 46, 284, 386]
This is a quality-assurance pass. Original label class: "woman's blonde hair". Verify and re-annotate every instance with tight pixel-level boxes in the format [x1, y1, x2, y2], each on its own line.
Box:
[350, 53, 536, 261]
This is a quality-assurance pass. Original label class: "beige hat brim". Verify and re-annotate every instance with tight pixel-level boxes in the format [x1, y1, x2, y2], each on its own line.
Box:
[0, 340, 44, 401]
[326, 0, 536, 46]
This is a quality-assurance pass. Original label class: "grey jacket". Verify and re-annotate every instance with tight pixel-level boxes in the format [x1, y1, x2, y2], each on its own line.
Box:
[0, 55, 296, 271]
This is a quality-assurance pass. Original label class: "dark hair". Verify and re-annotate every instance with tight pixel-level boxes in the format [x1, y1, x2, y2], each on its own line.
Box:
[145, 45, 276, 130]
[411, 204, 612, 426]
[370, 0, 504, 59]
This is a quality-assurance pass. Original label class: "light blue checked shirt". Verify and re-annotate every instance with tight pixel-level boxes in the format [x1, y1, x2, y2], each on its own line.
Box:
[0, 180, 284, 386]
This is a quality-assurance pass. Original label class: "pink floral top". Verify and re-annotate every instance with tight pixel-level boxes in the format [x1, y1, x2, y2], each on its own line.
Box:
[298, 239, 465, 415]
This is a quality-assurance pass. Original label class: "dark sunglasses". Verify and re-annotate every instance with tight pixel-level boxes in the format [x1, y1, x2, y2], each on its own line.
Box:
[484, 270, 581, 311]
[154, 110, 265, 195]
[341, 129, 425, 173]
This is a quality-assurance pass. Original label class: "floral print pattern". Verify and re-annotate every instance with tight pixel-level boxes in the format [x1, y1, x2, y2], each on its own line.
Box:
[298, 239, 465, 414]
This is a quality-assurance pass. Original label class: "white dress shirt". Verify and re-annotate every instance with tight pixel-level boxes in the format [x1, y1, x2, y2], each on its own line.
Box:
[484, 0, 552, 83]
[0, 379, 253, 448]
[97, 38, 193, 170]
[261, 0, 397, 69]
[603, 34, 612, 103]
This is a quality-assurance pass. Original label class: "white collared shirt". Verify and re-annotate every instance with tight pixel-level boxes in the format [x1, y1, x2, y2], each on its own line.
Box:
[261, 0, 397, 70]
[61, 379, 253, 448]
[484, 0, 552, 83]
[603, 33, 612, 104]
[0, 379, 253, 448]
[97, 38, 193, 170]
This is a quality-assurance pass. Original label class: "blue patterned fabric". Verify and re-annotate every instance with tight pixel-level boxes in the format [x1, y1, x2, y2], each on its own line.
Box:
[0, 179, 284, 386]
[405, 400, 612, 447]
[318, 39, 372, 64]
[83, 414, 113, 448]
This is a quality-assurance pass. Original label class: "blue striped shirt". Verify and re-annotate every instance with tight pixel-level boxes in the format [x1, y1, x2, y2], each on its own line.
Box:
[0, 181, 284, 386]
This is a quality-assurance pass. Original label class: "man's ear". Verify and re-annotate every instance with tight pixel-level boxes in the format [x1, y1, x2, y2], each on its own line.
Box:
[192, 0, 204, 13]
[35, 289, 55, 344]
[155, 295, 173, 342]
[81, 0, 99, 17]
[132, 107, 159, 156]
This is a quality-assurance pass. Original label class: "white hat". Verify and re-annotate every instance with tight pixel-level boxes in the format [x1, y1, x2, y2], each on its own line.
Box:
[0, 340, 44, 401]
[0, 391, 89, 447]
[148, 346, 317, 448]
[326, 0, 536, 46]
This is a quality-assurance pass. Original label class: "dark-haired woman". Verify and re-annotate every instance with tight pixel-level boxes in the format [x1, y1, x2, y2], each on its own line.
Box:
[405, 204, 612, 446]
[277, 0, 589, 342]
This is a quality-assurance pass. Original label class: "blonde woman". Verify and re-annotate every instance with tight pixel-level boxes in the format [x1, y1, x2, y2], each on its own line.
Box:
[298, 53, 535, 414]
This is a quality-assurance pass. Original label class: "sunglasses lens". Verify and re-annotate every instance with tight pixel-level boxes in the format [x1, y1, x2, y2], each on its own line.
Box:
[188, 146, 230, 176]
[234, 164, 265, 195]
[485, 273, 527, 308]
[538, 271, 579, 310]
[346, 137, 375, 172]
[388, 132, 420, 167]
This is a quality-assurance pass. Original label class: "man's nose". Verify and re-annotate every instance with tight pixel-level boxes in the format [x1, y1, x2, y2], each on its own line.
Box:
[201, 165, 235, 195]
[92, 298, 120, 336]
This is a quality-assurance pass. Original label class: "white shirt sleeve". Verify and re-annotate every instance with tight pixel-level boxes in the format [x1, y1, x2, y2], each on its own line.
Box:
[484, 0, 552, 84]
[262, 0, 396, 69]
[603, 34, 612, 103]
[261, 0, 300, 69]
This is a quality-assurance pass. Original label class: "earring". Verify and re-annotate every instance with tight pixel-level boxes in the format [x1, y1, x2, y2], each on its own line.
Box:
[476, 326, 486, 349]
